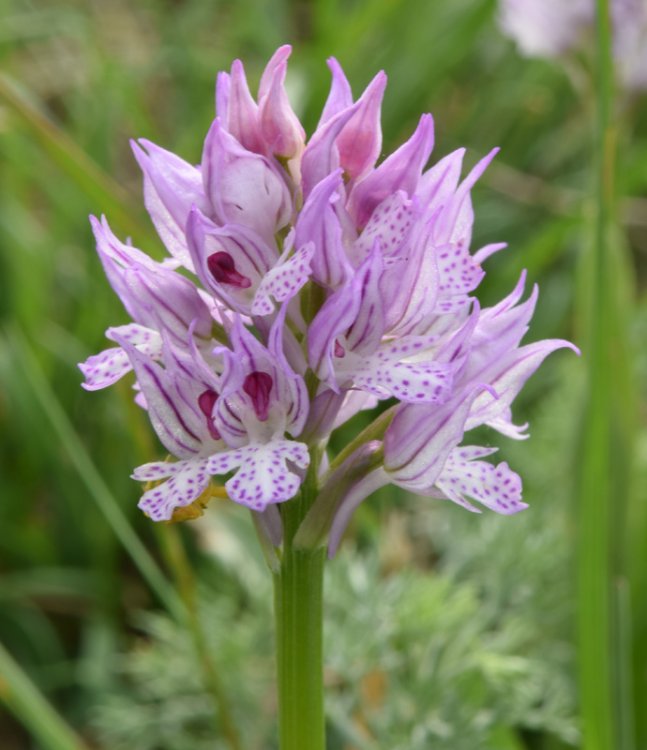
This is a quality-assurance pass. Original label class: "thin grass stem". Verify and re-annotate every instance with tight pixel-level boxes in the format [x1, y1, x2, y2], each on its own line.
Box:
[0, 641, 88, 750]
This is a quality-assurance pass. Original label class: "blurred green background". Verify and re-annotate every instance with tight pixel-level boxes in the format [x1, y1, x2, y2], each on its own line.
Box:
[0, 0, 645, 748]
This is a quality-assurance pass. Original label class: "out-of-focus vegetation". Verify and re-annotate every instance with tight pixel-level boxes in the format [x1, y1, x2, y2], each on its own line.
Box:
[0, 0, 645, 748]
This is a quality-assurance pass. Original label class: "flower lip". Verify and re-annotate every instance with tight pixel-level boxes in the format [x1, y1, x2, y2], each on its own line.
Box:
[243, 371, 274, 421]
[207, 252, 252, 288]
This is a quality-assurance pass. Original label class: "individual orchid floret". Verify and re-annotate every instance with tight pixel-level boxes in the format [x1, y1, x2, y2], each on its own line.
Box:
[382, 389, 526, 510]
[294, 169, 354, 289]
[131, 118, 294, 273]
[372, 149, 504, 338]
[202, 119, 294, 245]
[124, 307, 309, 520]
[213, 309, 309, 444]
[78, 216, 215, 392]
[325, 389, 527, 556]
[216, 45, 305, 161]
[299, 66, 387, 199]
[186, 208, 314, 317]
[307, 244, 473, 404]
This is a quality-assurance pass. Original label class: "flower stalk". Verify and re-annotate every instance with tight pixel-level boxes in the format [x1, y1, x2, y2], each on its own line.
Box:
[274, 458, 326, 750]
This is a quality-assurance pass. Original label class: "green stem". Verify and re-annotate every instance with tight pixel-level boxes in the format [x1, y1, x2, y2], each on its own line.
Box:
[327, 405, 395, 475]
[577, 2, 614, 747]
[576, 2, 636, 748]
[273, 460, 326, 750]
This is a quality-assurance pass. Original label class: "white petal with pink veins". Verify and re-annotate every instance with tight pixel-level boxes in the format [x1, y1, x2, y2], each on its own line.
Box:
[252, 242, 315, 316]
[206, 439, 309, 510]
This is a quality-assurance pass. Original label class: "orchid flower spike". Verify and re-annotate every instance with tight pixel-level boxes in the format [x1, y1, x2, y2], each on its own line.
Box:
[80, 47, 578, 546]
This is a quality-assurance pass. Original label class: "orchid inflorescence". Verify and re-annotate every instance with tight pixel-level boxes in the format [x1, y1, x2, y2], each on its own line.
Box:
[80, 46, 576, 554]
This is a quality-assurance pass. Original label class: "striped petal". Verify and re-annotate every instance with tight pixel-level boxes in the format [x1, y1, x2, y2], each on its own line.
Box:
[295, 169, 353, 288]
[348, 114, 434, 228]
[115, 338, 207, 459]
[131, 140, 208, 269]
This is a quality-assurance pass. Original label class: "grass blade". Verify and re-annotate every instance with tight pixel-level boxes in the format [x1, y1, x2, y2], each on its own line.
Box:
[575, 2, 637, 748]
[0, 73, 146, 241]
[0, 641, 88, 750]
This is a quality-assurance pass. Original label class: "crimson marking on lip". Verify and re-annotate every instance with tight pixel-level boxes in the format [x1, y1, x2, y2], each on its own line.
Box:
[207, 252, 252, 288]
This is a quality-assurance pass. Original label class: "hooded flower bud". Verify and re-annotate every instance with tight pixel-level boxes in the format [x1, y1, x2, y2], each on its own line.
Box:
[202, 119, 293, 244]
[258, 59, 306, 159]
